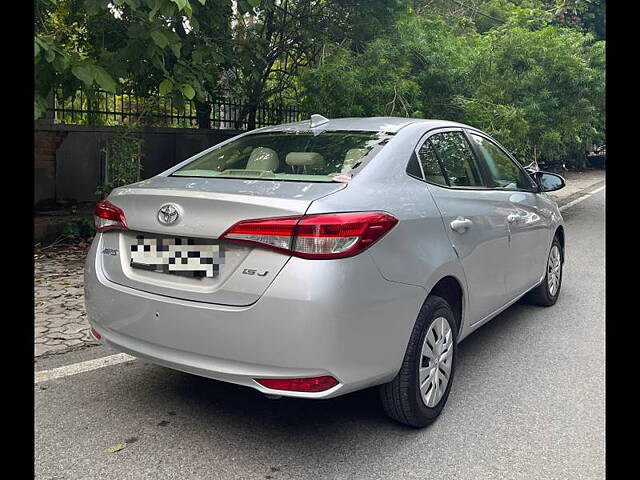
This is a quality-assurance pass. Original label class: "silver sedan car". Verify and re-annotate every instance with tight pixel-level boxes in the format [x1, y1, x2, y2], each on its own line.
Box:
[85, 116, 566, 427]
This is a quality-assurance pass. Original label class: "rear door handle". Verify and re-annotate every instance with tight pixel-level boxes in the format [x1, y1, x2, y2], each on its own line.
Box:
[450, 217, 473, 233]
[507, 213, 524, 224]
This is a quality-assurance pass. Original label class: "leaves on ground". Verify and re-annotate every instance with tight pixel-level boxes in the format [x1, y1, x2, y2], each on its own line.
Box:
[106, 442, 127, 453]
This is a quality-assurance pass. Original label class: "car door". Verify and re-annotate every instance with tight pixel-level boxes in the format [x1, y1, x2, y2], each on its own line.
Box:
[465, 130, 551, 299]
[415, 129, 511, 324]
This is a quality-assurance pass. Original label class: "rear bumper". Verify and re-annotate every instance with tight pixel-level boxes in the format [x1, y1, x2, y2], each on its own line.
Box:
[93, 325, 343, 398]
[85, 237, 425, 399]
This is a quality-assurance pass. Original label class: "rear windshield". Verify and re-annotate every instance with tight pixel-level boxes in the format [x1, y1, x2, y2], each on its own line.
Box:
[171, 130, 394, 182]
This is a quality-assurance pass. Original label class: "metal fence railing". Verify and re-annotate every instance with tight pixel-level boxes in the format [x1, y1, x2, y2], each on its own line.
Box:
[49, 89, 307, 130]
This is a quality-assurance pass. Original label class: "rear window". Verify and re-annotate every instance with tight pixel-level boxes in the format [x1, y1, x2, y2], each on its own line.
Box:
[171, 130, 394, 182]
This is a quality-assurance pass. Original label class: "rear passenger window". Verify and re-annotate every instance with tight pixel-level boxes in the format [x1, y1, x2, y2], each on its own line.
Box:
[417, 140, 447, 186]
[406, 152, 424, 179]
[430, 132, 484, 187]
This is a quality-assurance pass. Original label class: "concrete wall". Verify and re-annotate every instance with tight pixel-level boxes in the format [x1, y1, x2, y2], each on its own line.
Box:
[34, 125, 242, 204]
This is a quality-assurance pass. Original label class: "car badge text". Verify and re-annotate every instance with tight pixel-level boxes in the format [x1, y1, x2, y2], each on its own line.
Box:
[242, 268, 269, 277]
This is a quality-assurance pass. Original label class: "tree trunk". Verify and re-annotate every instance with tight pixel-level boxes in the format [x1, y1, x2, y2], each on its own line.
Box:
[247, 105, 257, 131]
[195, 100, 211, 129]
[87, 90, 99, 126]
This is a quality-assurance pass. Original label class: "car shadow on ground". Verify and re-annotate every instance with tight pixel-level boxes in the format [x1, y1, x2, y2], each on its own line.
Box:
[117, 297, 542, 443]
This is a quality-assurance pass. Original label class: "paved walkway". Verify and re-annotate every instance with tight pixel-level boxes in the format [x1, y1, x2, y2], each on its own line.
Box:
[33, 169, 605, 358]
[35, 243, 96, 357]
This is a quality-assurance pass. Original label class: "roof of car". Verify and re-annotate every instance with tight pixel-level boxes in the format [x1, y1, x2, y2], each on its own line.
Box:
[256, 116, 472, 134]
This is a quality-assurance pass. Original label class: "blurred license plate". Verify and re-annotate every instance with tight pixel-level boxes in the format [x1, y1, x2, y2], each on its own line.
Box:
[130, 235, 224, 278]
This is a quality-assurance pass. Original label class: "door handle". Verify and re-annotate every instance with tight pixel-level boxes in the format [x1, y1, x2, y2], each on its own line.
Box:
[507, 213, 524, 224]
[450, 217, 473, 233]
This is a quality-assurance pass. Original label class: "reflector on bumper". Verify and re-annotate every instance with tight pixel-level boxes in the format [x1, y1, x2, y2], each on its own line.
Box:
[255, 376, 339, 393]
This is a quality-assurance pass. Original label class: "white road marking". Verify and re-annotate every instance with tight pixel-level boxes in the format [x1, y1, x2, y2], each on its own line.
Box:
[559, 185, 605, 212]
[35, 353, 136, 384]
[34, 184, 605, 384]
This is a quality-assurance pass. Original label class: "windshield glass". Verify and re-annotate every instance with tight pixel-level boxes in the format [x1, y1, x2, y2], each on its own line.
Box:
[171, 130, 394, 182]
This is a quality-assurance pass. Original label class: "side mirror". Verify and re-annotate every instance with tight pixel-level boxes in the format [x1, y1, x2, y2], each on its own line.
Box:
[532, 171, 565, 192]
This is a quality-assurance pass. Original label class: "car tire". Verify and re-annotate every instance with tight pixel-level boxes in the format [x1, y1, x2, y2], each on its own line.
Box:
[526, 236, 563, 307]
[379, 295, 458, 427]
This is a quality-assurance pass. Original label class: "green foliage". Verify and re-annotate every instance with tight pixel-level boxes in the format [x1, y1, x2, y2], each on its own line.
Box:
[35, 0, 227, 120]
[549, 0, 606, 40]
[223, 0, 406, 95]
[35, 0, 605, 169]
[302, 15, 478, 119]
[81, 0, 230, 109]
[34, 0, 120, 118]
[63, 217, 95, 239]
[51, 0, 412, 129]
[301, 4, 604, 168]
[458, 11, 605, 166]
[96, 124, 144, 197]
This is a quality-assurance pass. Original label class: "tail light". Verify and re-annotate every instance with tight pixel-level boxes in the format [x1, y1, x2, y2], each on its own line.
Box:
[255, 376, 339, 393]
[94, 199, 128, 232]
[220, 211, 398, 259]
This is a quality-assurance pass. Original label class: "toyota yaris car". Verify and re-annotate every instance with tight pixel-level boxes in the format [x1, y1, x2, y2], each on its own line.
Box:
[85, 115, 566, 427]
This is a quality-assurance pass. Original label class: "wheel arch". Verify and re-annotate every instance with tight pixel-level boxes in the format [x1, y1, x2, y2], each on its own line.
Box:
[427, 275, 464, 335]
[554, 225, 565, 259]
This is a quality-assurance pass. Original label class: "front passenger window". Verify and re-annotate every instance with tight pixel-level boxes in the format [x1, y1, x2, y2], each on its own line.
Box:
[430, 132, 484, 187]
[469, 133, 534, 190]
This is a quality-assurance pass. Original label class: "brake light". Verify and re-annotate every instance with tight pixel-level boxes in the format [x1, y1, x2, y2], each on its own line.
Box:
[220, 215, 299, 251]
[255, 376, 339, 393]
[220, 211, 397, 259]
[94, 199, 128, 232]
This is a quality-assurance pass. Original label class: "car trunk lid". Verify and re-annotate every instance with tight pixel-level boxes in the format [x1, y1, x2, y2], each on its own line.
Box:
[99, 176, 346, 306]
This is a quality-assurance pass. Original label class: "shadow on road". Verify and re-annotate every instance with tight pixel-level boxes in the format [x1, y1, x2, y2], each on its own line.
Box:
[110, 297, 543, 443]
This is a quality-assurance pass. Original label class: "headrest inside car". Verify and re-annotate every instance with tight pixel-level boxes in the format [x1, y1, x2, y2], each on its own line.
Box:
[246, 147, 279, 171]
[285, 152, 325, 167]
[342, 148, 368, 173]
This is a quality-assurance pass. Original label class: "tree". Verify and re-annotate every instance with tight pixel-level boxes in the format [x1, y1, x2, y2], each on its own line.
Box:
[35, 0, 119, 118]
[35, 0, 230, 125]
[35, 0, 605, 167]
[301, 14, 478, 119]
[85, 0, 233, 127]
[300, 3, 604, 166]
[35, 0, 436, 127]
[224, 0, 403, 129]
[226, 0, 315, 129]
[455, 7, 605, 166]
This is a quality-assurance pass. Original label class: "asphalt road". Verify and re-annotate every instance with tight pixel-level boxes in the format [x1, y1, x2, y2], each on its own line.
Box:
[35, 188, 605, 480]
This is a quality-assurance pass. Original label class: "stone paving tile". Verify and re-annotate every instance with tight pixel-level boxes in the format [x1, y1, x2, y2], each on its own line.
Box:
[34, 243, 97, 358]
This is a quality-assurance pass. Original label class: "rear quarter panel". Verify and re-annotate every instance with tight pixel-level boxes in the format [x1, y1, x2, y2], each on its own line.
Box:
[307, 124, 471, 338]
